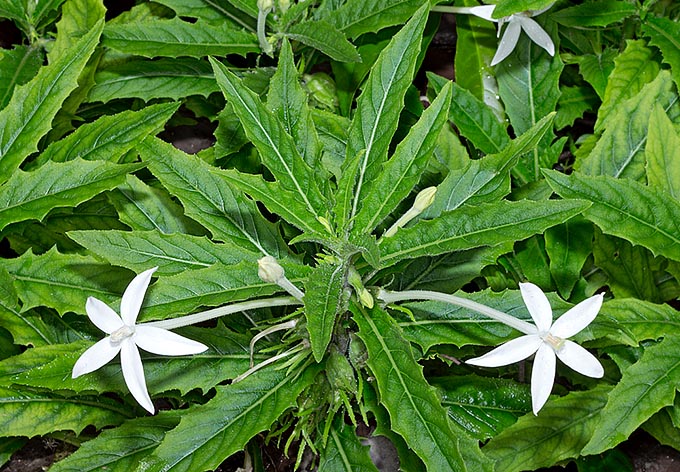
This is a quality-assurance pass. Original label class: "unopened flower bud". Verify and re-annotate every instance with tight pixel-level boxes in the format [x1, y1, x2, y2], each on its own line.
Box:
[258, 256, 284, 283]
[413, 186, 437, 213]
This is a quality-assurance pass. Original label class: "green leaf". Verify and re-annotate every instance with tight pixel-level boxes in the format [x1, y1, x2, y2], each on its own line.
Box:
[354, 304, 491, 471]
[210, 57, 327, 224]
[49, 413, 181, 472]
[155, 0, 257, 30]
[378, 199, 590, 268]
[319, 420, 379, 472]
[0, 20, 102, 183]
[551, 1, 637, 27]
[103, 18, 258, 57]
[555, 85, 598, 130]
[544, 170, 680, 262]
[139, 136, 288, 258]
[494, 0, 555, 17]
[582, 336, 680, 455]
[483, 385, 611, 472]
[0, 159, 141, 231]
[286, 20, 361, 63]
[325, 0, 425, 39]
[353, 81, 452, 235]
[0, 438, 26, 468]
[575, 49, 617, 100]
[0, 45, 43, 109]
[337, 5, 428, 229]
[47, 0, 106, 64]
[139, 364, 316, 472]
[545, 217, 593, 299]
[304, 262, 347, 362]
[642, 16, 680, 90]
[643, 408, 680, 452]
[646, 103, 680, 199]
[89, 58, 219, 102]
[68, 230, 259, 276]
[579, 71, 676, 180]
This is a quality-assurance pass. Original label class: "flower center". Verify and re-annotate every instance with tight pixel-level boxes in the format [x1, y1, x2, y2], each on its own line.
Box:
[543, 332, 565, 351]
[110, 325, 135, 344]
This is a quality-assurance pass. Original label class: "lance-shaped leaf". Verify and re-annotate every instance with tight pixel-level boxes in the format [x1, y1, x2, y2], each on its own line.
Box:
[353, 81, 452, 236]
[545, 217, 593, 299]
[140, 364, 316, 472]
[493, 0, 554, 17]
[33, 102, 179, 167]
[0, 159, 141, 231]
[544, 170, 680, 263]
[583, 336, 680, 455]
[68, 230, 259, 276]
[0, 385, 130, 438]
[378, 199, 589, 269]
[49, 413, 181, 472]
[336, 5, 428, 229]
[483, 385, 611, 471]
[0, 45, 43, 109]
[579, 71, 675, 181]
[210, 57, 327, 223]
[285, 20, 361, 63]
[154, 0, 257, 30]
[353, 304, 491, 471]
[646, 104, 680, 199]
[319, 419, 379, 472]
[643, 16, 680, 89]
[551, 0, 636, 27]
[139, 136, 288, 258]
[103, 18, 258, 57]
[324, 0, 425, 39]
[304, 261, 348, 362]
[0, 20, 102, 183]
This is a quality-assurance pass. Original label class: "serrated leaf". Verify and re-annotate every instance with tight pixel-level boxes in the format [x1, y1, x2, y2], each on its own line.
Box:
[555, 85, 598, 130]
[483, 385, 611, 471]
[210, 57, 327, 223]
[304, 262, 347, 362]
[139, 364, 316, 472]
[428, 72, 509, 154]
[576, 49, 617, 100]
[89, 58, 219, 102]
[0, 385, 130, 438]
[0, 45, 43, 109]
[103, 18, 258, 57]
[646, 103, 680, 198]
[494, 0, 554, 17]
[139, 136, 288, 258]
[551, 1, 637, 27]
[579, 71, 675, 180]
[49, 413, 181, 472]
[69, 230, 259, 276]
[378, 199, 589, 268]
[155, 0, 256, 29]
[354, 304, 491, 471]
[544, 170, 680, 262]
[353, 80, 452, 235]
[319, 420, 379, 472]
[325, 0, 425, 39]
[642, 16, 680, 90]
[286, 20, 361, 63]
[337, 6, 427, 229]
[0, 159, 141, 231]
[47, 0, 105, 64]
[582, 336, 680, 455]
[545, 217, 593, 299]
[0, 21, 102, 183]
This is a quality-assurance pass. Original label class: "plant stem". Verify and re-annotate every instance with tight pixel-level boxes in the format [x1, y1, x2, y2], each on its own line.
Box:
[145, 297, 301, 330]
[377, 289, 536, 335]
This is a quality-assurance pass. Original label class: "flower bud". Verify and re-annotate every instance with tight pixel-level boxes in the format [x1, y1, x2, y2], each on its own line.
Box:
[413, 186, 437, 213]
[258, 256, 284, 283]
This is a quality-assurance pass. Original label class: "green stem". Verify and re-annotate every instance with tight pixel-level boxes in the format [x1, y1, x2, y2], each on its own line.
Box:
[377, 289, 536, 335]
[145, 297, 301, 330]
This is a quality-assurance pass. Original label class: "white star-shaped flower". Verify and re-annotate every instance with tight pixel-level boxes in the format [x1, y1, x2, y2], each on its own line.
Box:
[467, 282, 604, 414]
[465, 4, 555, 66]
[72, 267, 208, 413]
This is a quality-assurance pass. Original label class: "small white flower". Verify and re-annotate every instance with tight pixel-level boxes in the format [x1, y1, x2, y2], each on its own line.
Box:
[72, 267, 208, 413]
[467, 282, 604, 414]
[466, 4, 555, 66]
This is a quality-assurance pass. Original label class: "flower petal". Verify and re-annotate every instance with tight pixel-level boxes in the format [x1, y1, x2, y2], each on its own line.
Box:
[135, 326, 208, 356]
[551, 293, 603, 338]
[466, 334, 542, 367]
[519, 282, 553, 333]
[518, 17, 554, 56]
[85, 297, 123, 334]
[555, 340, 604, 378]
[491, 20, 521, 66]
[531, 343, 556, 414]
[72, 338, 121, 377]
[120, 339, 154, 414]
[465, 5, 497, 21]
[120, 267, 157, 326]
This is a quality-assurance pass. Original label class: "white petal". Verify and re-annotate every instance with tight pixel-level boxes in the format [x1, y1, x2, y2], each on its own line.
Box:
[531, 343, 556, 415]
[491, 20, 521, 66]
[518, 17, 554, 56]
[465, 5, 498, 22]
[466, 335, 542, 367]
[135, 326, 208, 356]
[551, 293, 603, 338]
[519, 282, 553, 333]
[120, 340, 154, 414]
[72, 338, 121, 377]
[85, 297, 123, 334]
[555, 340, 604, 378]
[120, 267, 157, 326]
